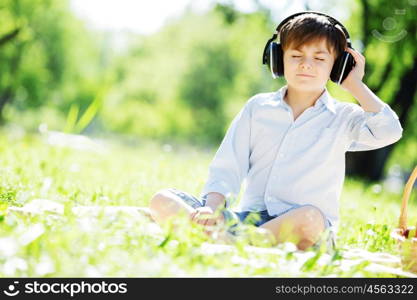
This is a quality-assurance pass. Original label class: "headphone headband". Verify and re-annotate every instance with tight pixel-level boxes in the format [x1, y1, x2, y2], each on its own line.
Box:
[275, 11, 351, 43]
[262, 11, 351, 65]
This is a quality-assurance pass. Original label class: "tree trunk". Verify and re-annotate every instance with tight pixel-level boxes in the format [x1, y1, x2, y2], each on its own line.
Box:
[0, 43, 24, 121]
[0, 28, 20, 47]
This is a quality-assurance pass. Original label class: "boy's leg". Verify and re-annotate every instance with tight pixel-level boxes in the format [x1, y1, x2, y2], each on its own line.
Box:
[148, 188, 197, 224]
[259, 205, 326, 251]
[149, 188, 239, 244]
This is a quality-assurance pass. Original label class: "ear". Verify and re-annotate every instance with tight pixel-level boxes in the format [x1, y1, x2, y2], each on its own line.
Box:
[328, 55, 337, 75]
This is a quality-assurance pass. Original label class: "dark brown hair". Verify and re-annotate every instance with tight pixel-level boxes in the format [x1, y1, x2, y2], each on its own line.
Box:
[279, 13, 347, 59]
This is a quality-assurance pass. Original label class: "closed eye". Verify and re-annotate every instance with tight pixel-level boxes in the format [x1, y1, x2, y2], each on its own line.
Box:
[292, 55, 325, 61]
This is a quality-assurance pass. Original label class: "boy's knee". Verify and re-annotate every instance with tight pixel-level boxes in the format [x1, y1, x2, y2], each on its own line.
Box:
[298, 206, 325, 229]
[294, 206, 326, 249]
[149, 189, 175, 211]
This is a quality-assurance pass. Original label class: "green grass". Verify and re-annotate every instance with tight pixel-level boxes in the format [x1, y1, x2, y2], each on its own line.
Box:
[0, 128, 416, 277]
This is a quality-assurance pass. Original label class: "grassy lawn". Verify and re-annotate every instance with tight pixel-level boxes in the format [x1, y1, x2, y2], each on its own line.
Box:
[0, 129, 416, 277]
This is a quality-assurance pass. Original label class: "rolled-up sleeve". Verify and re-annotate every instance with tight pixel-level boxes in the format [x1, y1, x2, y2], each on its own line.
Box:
[199, 101, 252, 207]
[347, 103, 403, 152]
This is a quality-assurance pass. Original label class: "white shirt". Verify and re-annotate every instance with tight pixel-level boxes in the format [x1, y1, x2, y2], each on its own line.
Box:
[199, 85, 403, 224]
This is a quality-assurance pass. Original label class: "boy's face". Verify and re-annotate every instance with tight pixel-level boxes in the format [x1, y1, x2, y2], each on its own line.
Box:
[283, 38, 337, 92]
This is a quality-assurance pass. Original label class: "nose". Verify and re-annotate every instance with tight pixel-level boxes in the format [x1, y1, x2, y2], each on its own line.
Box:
[299, 58, 313, 70]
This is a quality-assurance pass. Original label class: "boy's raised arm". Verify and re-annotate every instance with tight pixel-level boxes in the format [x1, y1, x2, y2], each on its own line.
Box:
[341, 48, 403, 151]
[345, 82, 403, 152]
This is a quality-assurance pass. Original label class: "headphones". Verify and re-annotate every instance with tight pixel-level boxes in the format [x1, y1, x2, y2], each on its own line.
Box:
[262, 11, 355, 85]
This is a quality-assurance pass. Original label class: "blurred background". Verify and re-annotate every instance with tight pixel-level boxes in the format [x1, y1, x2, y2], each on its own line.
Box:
[0, 0, 416, 184]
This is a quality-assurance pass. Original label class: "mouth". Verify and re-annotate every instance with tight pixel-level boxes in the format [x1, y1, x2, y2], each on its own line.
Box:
[296, 74, 315, 78]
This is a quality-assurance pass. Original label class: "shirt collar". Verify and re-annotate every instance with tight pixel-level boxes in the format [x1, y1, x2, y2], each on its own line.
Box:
[276, 85, 336, 114]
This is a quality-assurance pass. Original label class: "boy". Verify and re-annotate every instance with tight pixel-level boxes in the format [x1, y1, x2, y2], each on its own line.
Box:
[148, 12, 403, 251]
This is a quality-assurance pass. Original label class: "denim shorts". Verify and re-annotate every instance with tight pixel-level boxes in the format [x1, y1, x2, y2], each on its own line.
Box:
[165, 188, 335, 251]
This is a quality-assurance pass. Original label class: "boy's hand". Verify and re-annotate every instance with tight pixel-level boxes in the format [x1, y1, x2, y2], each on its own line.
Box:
[340, 47, 365, 92]
[190, 206, 225, 227]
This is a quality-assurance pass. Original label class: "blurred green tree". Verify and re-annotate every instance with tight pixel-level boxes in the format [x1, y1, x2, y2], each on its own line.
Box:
[102, 4, 277, 144]
[0, 0, 103, 130]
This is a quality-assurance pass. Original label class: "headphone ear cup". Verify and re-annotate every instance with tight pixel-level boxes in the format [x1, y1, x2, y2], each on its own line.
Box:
[275, 43, 284, 77]
[270, 42, 284, 78]
[330, 51, 356, 84]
